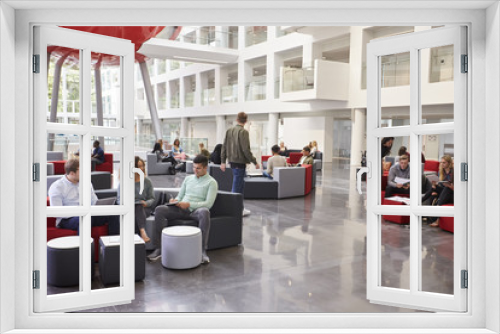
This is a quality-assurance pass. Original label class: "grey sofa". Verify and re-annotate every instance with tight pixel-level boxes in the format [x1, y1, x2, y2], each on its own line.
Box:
[146, 153, 173, 175]
[144, 188, 243, 251]
[47, 151, 63, 162]
[209, 164, 314, 199]
[313, 151, 323, 171]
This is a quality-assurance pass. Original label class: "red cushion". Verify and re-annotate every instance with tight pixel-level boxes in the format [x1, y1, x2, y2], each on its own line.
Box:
[304, 165, 313, 195]
[382, 196, 410, 224]
[261, 155, 271, 163]
[440, 204, 454, 233]
[52, 160, 66, 175]
[424, 160, 440, 173]
[289, 152, 302, 164]
[381, 175, 388, 191]
[95, 153, 113, 174]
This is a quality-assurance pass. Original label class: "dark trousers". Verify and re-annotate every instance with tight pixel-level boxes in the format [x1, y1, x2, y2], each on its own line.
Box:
[385, 185, 410, 198]
[153, 205, 210, 251]
[230, 163, 246, 194]
[58, 215, 120, 235]
[135, 204, 152, 233]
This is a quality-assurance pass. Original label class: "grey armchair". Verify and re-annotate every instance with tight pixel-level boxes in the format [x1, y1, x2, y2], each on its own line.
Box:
[146, 153, 173, 175]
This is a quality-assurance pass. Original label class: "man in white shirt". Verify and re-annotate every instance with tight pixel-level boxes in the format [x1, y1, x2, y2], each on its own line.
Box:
[48, 158, 120, 235]
[263, 144, 287, 179]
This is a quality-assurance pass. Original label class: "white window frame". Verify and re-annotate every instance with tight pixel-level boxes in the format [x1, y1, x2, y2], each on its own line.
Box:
[1, 2, 497, 333]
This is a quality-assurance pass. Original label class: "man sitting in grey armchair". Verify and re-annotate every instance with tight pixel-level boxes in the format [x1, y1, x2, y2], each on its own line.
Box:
[147, 154, 218, 264]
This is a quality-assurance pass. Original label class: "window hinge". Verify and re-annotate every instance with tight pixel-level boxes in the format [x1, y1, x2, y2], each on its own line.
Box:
[33, 163, 40, 182]
[33, 270, 40, 289]
[33, 54, 40, 73]
[461, 162, 468, 181]
[461, 270, 468, 289]
[461, 54, 468, 73]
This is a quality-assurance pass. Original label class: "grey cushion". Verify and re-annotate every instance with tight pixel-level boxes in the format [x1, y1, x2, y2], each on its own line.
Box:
[47, 163, 55, 176]
[91, 171, 112, 190]
[274, 167, 306, 198]
[209, 164, 233, 192]
[244, 177, 279, 199]
[185, 161, 194, 174]
[146, 153, 172, 175]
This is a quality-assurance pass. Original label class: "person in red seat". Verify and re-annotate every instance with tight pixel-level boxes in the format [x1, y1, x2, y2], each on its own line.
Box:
[48, 158, 120, 235]
[385, 154, 410, 198]
[423, 155, 454, 227]
[263, 144, 287, 179]
[91, 140, 105, 171]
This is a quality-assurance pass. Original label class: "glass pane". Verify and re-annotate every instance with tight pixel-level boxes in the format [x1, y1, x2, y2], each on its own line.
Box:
[380, 52, 410, 125]
[380, 136, 410, 205]
[47, 46, 81, 124]
[157, 82, 166, 110]
[421, 133, 455, 206]
[47, 132, 80, 165]
[89, 136, 120, 204]
[91, 215, 123, 290]
[46, 225, 90, 295]
[421, 45, 454, 124]
[170, 80, 180, 108]
[91, 52, 121, 128]
[421, 215, 454, 294]
[381, 215, 410, 289]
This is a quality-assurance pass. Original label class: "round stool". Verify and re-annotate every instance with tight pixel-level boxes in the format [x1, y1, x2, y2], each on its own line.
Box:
[161, 226, 202, 269]
[47, 236, 94, 287]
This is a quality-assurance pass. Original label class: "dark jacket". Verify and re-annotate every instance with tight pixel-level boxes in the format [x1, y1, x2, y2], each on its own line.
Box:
[221, 124, 257, 165]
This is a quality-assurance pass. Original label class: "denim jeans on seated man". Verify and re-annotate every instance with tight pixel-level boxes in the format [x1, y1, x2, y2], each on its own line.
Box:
[58, 215, 120, 235]
[231, 163, 247, 194]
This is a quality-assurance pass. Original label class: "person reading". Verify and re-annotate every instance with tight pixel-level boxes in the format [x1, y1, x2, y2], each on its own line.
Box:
[384, 154, 410, 198]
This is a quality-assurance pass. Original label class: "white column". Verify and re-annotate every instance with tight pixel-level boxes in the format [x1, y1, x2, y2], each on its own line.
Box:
[179, 77, 185, 109]
[180, 117, 189, 138]
[323, 115, 334, 163]
[214, 67, 221, 106]
[215, 26, 228, 48]
[267, 113, 279, 149]
[216, 115, 226, 145]
[350, 108, 366, 166]
[195, 72, 202, 107]
[302, 42, 322, 68]
[266, 53, 275, 100]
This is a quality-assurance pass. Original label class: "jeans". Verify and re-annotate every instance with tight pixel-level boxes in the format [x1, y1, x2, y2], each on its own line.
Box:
[153, 205, 211, 251]
[262, 171, 273, 180]
[58, 215, 120, 235]
[231, 166, 246, 194]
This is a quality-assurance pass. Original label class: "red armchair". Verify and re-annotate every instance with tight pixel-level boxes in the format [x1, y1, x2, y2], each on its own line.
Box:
[424, 160, 440, 174]
[289, 152, 302, 165]
[46, 197, 108, 262]
[96, 153, 113, 174]
[304, 164, 313, 195]
[439, 204, 454, 233]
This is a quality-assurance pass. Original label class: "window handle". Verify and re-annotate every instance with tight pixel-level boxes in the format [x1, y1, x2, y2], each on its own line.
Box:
[130, 162, 144, 194]
[357, 166, 369, 195]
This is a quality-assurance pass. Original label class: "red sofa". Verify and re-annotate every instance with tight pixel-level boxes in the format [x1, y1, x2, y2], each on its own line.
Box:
[424, 160, 439, 174]
[304, 164, 313, 195]
[288, 152, 302, 165]
[96, 153, 113, 174]
[47, 197, 109, 262]
[439, 204, 454, 233]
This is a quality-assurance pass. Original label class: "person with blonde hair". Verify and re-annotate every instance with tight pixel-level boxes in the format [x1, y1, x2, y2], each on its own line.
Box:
[309, 140, 318, 157]
[423, 155, 454, 227]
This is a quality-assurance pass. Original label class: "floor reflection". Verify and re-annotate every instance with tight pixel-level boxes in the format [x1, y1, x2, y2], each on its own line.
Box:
[74, 162, 454, 313]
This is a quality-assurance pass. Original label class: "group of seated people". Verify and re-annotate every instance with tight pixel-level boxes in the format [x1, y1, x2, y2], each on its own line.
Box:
[384, 153, 454, 227]
[49, 154, 218, 264]
[262, 142, 318, 179]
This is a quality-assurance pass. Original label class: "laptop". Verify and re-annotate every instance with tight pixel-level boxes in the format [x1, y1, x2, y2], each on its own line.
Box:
[247, 171, 263, 177]
[96, 197, 116, 206]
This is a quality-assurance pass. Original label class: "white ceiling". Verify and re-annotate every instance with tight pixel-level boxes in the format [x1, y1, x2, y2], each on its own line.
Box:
[5, 0, 496, 10]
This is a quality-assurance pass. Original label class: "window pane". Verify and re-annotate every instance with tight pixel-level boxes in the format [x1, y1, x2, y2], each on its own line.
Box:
[421, 215, 454, 294]
[380, 136, 410, 205]
[91, 52, 121, 128]
[381, 215, 410, 290]
[380, 52, 410, 126]
[46, 132, 80, 181]
[421, 45, 454, 124]
[89, 136, 120, 204]
[47, 46, 81, 125]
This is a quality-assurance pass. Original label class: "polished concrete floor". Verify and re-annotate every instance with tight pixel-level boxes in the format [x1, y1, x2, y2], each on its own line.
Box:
[67, 161, 453, 313]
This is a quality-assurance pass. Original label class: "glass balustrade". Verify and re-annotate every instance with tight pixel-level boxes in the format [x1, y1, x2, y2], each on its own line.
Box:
[221, 84, 238, 103]
[245, 77, 266, 101]
[158, 27, 239, 50]
[282, 67, 315, 93]
[184, 92, 195, 107]
[170, 95, 180, 108]
[202, 88, 216, 106]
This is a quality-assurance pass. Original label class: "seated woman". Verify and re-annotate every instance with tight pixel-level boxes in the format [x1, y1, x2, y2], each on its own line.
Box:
[263, 144, 287, 179]
[172, 138, 188, 161]
[309, 140, 318, 157]
[210, 144, 222, 164]
[422, 155, 454, 227]
[152, 139, 169, 163]
[199, 142, 210, 158]
[279, 141, 287, 156]
[133, 156, 155, 242]
[118, 156, 155, 242]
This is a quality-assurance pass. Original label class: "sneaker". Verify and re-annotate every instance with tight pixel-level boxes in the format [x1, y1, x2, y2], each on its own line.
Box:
[242, 208, 251, 217]
[202, 252, 210, 264]
[147, 249, 161, 262]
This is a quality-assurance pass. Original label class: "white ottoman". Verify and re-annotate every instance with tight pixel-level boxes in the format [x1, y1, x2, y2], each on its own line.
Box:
[161, 226, 201, 269]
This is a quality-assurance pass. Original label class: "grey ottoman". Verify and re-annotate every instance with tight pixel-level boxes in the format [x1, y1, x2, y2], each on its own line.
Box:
[161, 226, 202, 269]
[98, 235, 146, 285]
[145, 216, 156, 251]
[47, 236, 94, 287]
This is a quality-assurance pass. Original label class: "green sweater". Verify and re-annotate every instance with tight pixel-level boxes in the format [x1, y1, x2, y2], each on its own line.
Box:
[221, 124, 257, 165]
[176, 173, 218, 212]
